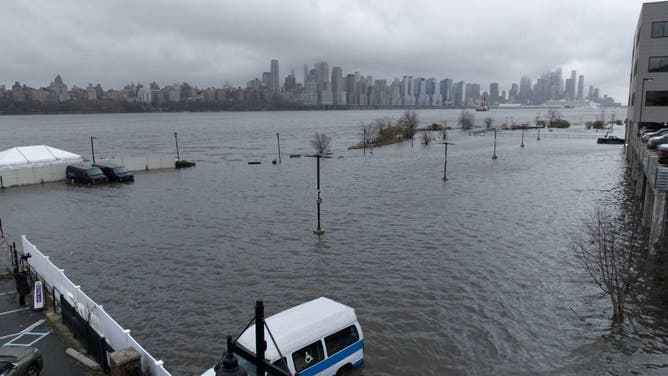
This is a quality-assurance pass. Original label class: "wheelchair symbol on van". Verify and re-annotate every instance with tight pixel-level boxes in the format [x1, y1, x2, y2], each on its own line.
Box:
[304, 351, 313, 364]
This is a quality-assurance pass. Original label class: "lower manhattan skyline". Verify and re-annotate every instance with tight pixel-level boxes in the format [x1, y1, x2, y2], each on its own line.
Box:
[0, 0, 646, 104]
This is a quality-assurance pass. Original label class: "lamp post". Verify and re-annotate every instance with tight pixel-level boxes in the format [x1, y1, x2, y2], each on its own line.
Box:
[174, 132, 180, 161]
[276, 133, 281, 164]
[306, 154, 330, 236]
[537, 126, 541, 141]
[90, 136, 96, 164]
[492, 129, 498, 160]
[439, 141, 455, 180]
[520, 126, 525, 148]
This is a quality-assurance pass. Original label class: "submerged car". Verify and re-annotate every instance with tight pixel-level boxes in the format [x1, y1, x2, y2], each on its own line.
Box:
[0, 346, 43, 376]
[66, 163, 108, 184]
[597, 135, 625, 144]
[92, 163, 134, 182]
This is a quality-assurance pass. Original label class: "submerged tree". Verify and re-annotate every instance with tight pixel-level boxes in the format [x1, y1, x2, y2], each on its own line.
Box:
[397, 110, 419, 139]
[458, 111, 475, 130]
[484, 117, 493, 129]
[310, 132, 332, 155]
[573, 175, 650, 323]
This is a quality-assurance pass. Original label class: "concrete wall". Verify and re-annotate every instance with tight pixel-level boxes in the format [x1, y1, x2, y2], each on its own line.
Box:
[0, 155, 175, 188]
[98, 156, 175, 172]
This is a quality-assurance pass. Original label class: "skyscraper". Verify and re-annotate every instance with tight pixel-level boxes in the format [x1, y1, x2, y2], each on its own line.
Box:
[569, 70, 576, 100]
[270, 59, 279, 94]
[331, 66, 344, 105]
[489, 82, 499, 105]
[577, 75, 584, 101]
[454, 81, 464, 107]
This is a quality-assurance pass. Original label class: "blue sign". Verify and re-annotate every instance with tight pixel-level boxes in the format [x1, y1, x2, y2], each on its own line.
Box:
[33, 281, 45, 310]
[317, 191, 323, 205]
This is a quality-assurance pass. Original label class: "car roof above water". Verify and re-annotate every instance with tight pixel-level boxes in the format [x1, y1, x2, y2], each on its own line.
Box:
[68, 163, 99, 169]
[237, 297, 359, 361]
[92, 162, 123, 168]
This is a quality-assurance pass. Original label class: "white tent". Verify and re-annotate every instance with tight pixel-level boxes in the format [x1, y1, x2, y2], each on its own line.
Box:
[0, 145, 82, 187]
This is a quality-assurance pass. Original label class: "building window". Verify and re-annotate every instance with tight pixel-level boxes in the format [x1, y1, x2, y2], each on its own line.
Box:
[649, 56, 668, 72]
[646, 91, 668, 106]
[652, 21, 668, 38]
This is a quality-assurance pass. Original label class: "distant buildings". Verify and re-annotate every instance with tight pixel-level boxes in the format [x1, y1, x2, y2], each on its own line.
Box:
[0, 59, 619, 110]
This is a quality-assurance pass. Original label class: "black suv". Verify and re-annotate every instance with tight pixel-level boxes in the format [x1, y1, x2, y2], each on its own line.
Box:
[93, 163, 134, 182]
[66, 163, 108, 184]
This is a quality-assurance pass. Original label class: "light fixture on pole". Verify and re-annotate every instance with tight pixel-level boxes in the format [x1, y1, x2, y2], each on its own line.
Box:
[90, 136, 97, 164]
[492, 129, 498, 160]
[438, 141, 455, 181]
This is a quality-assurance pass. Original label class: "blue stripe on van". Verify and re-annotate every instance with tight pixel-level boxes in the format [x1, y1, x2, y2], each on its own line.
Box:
[298, 339, 364, 376]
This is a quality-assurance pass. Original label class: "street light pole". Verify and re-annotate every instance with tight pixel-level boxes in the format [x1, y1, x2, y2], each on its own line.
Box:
[439, 141, 455, 180]
[276, 133, 281, 164]
[174, 132, 180, 161]
[520, 126, 525, 148]
[492, 129, 498, 160]
[90, 136, 96, 164]
[314, 155, 324, 235]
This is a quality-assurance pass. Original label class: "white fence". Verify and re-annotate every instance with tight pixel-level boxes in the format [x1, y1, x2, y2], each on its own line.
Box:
[97, 155, 175, 172]
[21, 236, 172, 376]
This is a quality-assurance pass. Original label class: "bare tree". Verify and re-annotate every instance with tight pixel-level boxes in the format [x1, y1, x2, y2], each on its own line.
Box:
[421, 130, 430, 145]
[458, 111, 475, 130]
[546, 108, 561, 124]
[397, 110, 419, 138]
[310, 132, 332, 155]
[484, 117, 493, 129]
[573, 178, 649, 323]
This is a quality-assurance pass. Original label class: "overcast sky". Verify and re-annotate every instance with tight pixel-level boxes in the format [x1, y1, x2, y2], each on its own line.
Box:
[0, 0, 648, 102]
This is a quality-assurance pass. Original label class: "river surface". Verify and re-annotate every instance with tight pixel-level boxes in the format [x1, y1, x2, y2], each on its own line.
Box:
[2, 108, 668, 375]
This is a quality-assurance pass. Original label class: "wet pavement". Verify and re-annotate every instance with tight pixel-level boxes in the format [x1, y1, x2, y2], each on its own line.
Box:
[0, 278, 91, 376]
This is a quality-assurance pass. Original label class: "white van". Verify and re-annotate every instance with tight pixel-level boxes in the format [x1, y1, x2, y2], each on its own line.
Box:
[203, 297, 364, 376]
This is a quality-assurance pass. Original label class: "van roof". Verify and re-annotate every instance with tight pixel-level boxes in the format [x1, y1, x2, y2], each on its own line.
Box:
[92, 162, 122, 168]
[237, 297, 358, 361]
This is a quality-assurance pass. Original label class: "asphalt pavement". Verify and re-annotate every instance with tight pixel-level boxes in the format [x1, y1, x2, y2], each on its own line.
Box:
[0, 278, 91, 376]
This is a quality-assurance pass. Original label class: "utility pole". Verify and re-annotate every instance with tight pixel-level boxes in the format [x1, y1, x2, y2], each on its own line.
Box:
[174, 132, 180, 161]
[439, 141, 455, 181]
[90, 136, 96, 164]
[492, 129, 498, 160]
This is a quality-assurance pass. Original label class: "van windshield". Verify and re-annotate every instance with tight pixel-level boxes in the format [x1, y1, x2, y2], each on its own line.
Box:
[113, 167, 129, 174]
[87, 168, 105, 176]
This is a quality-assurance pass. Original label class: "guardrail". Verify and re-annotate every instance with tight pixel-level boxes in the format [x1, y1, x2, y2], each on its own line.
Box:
[20, 236, 171, 376]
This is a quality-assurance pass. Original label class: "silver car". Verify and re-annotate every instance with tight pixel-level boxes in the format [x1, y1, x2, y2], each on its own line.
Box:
[0, 346, 43, 376]
[642, 128, 668, 142]
[647, 134, 668, 149]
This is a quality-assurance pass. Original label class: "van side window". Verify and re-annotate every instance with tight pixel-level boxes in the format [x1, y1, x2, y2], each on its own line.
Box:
[271, 357, 289, 372]
[291, 341, 325, 372]
[325, 325, 359, 355]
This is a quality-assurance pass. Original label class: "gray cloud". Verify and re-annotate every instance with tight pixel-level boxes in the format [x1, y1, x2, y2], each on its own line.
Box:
[0, 0, 644, 101]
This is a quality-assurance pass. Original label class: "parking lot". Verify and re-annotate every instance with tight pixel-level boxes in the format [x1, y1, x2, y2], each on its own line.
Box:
[0, 278, 91, 376]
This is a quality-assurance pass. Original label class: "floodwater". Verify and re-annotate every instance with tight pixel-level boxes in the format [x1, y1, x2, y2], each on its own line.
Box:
[2, 108, 668, 375]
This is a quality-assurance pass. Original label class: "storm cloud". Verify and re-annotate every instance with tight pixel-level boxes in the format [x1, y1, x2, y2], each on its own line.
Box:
[0, 0, 644, 101]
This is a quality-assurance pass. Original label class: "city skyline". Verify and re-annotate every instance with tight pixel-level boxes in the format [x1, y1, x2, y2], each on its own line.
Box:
[0, 1, 646, 103]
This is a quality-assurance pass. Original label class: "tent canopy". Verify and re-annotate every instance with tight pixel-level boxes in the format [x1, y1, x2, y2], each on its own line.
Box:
[0, 145, 82, 169]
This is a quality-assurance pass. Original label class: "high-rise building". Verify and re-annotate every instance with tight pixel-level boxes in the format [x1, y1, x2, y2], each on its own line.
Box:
[569, 70, 577, 100]
[262, 72, 272, 90]
[565, 78, 575, 101]
[331, 66, 344, 105]
[489, 82, 499, 105]
[509, 83, 519, 103]
[426, 78, 436, 105]
[519, 76, 532, 104]
[454, 81, 465, 107]
[270, 59, 279, 94]
[440, 79, 452, 107]
[577, 75, 584, 101]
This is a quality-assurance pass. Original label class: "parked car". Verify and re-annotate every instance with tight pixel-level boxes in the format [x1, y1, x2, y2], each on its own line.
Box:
[642, 128, 668, 143]
[92, 163, 134, 182]
[0, 345, 43, 376]
[647, 134, 668, 149]
[597, 135, 625, 144]
[66, 163, 108, 184]
[658, 144, 668, 165]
